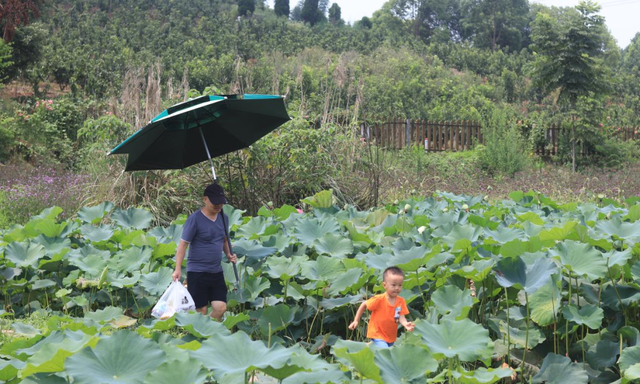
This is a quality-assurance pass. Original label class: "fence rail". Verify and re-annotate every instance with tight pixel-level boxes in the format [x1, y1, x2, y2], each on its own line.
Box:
[361, 120, 640, 156]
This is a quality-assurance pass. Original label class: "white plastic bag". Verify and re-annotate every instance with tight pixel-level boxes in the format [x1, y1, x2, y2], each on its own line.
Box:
[151, 281, 196, 319]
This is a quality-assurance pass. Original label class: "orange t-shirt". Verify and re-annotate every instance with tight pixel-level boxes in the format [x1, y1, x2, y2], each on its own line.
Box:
[365, 293, 409, 343]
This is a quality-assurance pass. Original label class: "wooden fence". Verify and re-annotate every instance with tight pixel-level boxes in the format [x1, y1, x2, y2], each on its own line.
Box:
[361, 119, 640, 156]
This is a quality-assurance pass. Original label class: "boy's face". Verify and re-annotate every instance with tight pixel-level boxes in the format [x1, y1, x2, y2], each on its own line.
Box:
[383, 273, 404, 298]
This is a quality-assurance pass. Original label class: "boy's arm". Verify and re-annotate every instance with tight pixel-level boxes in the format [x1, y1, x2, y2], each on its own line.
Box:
[399, 315, 414, 331]
[348, 301, 368, 330]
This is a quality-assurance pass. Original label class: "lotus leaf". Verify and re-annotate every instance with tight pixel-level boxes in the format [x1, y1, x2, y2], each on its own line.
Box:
[190, 331, 293, 381]
[32, 235, 70, 258]
[110, 207, 154, 229]
[237, 216, 268, 238]
[244, 274, 271, 301]
[140, 267, 173, 296]
[313, 232, 354, 258]
[1, 267, 22, 281]
[619, 345, 640, 372]
[602, 285, 640, 310]
[223, 313, 250, 329]
[223, 205, 245, 230]
[453, 366, 515, 384]
[232, 239, 278, 263]
[326, 267, 363, 296]
[113, 246, 151, 273]
[0, 358, 25, 381]
[294, 217, 339, 246]
[531, 353, 588, 384]
[333, 341, 382, 383]
[142, 358, 208, 384]
[80, 224, 115, 243]
[108, 271, 141, 288]
[538, 221, 577, 243]
[619, 326, 640, 347]
[585, 339, 619, 370]
[431, 284, 474, 320]
[148, 224, 183, 244]
[392, 246, 429, 271]
[414, 318, 491, 361]
[362, 251, 395, 272]
[497, 318, 546, 349]
[175, 312, 231, 338]
[551, 241, 607, 280]
[374, 343, 438, 383]
[625, 363, 640, 381]
[527, 275, 561, 326]
[494, 256, 557, 294]
[65, 330, 165, 384]
[258, 304, 295, 336]
[320, 294, 363, 310]
[300, 256, 345, 283]
[21, 330, 98, 377]
[265, 256, 307, 280]
[71, 253, 107, 277]
[5, 241, 46, 269]
[596, 218, 640, 240]
[282, 369, 350, 384]
[484, 226, 525, 244]
[109, 316, 137, 329]
[12, 323, 41, 337]
[442, 224, 483, 246]
[78, 202, 114, 224]
[604, 249, 633, 267]
[85, 306, 123, 323]
[562, 304, 604, 329]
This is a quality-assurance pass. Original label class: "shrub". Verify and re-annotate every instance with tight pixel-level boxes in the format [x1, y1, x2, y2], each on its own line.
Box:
[478, 107, 531, 176]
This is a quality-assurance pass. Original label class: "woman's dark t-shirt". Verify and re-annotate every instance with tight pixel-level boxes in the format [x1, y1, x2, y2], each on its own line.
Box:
[181, 210, 228, 273]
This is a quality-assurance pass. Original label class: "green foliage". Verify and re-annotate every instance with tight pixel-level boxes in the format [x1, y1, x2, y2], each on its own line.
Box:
[478, 107, 531, 176]
[0, 39, 12, 83]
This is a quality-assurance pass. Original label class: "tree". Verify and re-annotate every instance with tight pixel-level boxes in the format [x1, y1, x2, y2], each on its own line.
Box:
[0, 0, 41, 42]
[301, 0, 321, 26]
[461, 0, 529, 51]
[529, 1, 612, 171]
[238, 0, 256, 16]
[328, 3, 343, 26]
[274, 0, 290, 18]
[357, 16, 373, 29]
[391, 0, 462, 42]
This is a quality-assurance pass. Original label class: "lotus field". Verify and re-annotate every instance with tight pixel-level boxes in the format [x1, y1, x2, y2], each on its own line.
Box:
[4, 190, 640, 383]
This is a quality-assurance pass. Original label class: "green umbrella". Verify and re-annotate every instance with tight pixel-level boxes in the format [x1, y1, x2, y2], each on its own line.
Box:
[110, 93, 290, 290]
[109, 93, 290, 179]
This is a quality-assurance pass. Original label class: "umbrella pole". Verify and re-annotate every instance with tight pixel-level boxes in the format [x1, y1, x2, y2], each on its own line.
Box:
[198, 127, 217, 180]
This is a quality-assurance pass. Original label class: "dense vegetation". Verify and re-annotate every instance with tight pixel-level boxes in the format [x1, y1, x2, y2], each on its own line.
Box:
[4, 191, 640, 383]
[2, 1, 640, 382]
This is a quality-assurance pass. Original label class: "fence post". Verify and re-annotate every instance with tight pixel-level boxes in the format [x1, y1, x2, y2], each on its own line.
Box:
[406, 118, 411, 147]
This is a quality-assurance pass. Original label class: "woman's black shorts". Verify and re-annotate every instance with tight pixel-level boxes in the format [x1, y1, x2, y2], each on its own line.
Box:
[187, 271, 228, 308]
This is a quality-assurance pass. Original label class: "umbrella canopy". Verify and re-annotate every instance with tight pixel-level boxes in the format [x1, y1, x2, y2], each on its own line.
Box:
[109, 94, 290, 173]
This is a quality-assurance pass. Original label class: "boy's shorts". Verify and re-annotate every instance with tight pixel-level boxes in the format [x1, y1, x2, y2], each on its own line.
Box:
[187, 271, 228, 308]
[371, 339, 394, 348]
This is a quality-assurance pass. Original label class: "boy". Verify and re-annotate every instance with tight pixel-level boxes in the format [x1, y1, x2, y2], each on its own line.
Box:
[348, 266, 415, 347]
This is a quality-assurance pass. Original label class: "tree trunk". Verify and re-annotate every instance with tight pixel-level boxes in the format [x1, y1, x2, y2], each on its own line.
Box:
[571, 114, 575, 173]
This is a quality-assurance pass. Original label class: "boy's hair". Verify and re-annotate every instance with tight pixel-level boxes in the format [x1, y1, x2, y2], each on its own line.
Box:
[383, 266, 404, 281]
